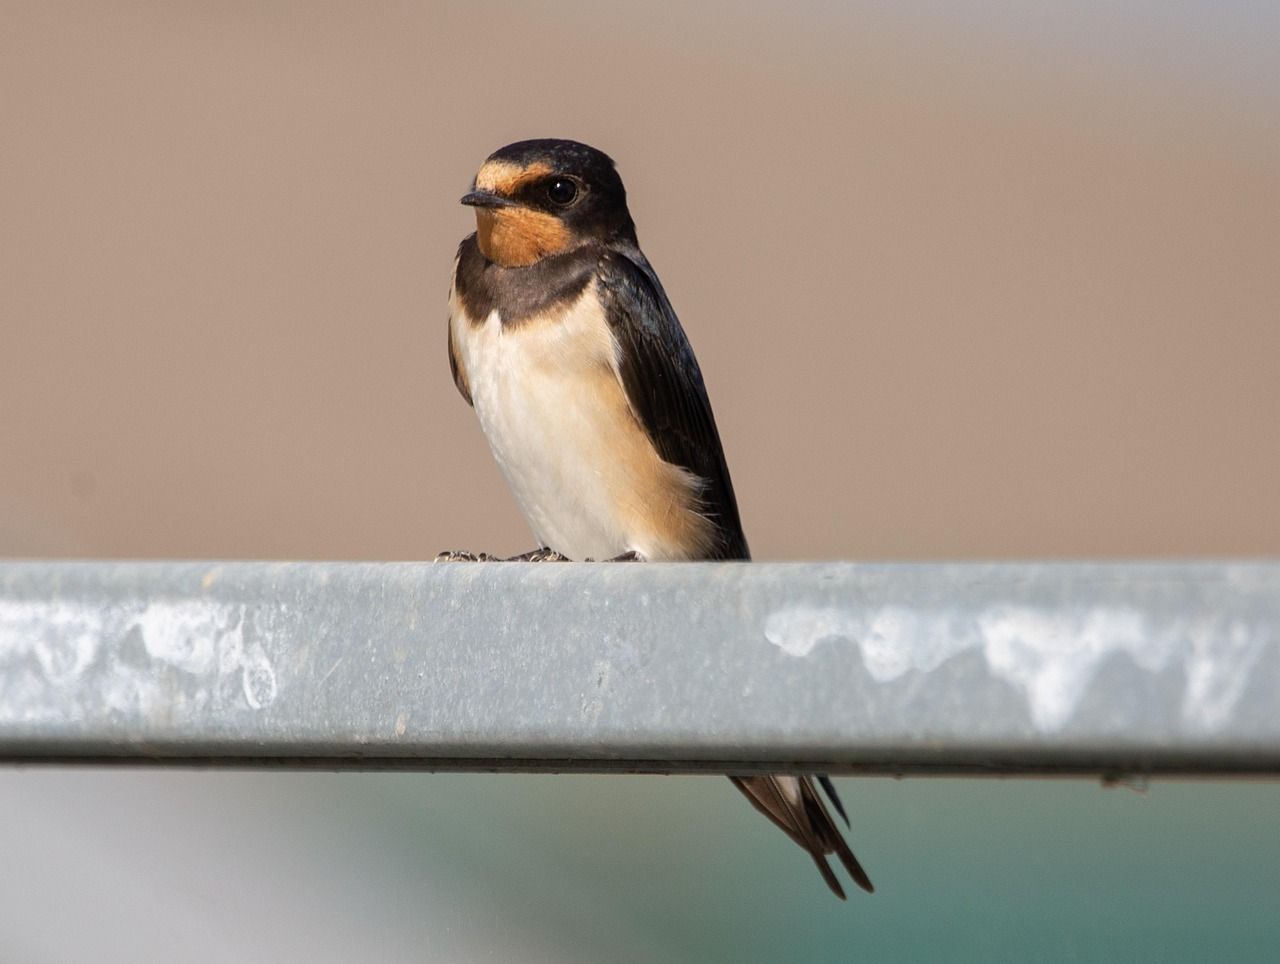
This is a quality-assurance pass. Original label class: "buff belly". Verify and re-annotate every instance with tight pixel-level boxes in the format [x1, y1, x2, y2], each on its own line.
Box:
[450, 286, 710, 561]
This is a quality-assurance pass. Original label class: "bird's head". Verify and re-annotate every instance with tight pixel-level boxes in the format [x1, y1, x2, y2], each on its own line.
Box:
[462, 139, 636, 268]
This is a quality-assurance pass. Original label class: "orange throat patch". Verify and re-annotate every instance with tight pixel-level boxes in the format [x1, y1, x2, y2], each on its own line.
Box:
[475, 207, 573, 268]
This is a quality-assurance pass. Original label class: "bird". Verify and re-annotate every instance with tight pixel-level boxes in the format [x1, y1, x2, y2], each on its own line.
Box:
[440, 138, 873, 898]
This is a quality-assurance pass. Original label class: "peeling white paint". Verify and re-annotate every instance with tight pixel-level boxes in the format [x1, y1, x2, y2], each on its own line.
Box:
[764, 607, 854, 658]
[864, 607, 978, 680]
[0, 597, 279, 721]
[1, 601, 103, 682]
[240, 642, 278, 710]
[763, 606, 979, 678]
[764, 603, 1268, 734]
[136, 601, 227, 675]
[979, 606, 1153, 731]
[1181, 616, 1269, 730]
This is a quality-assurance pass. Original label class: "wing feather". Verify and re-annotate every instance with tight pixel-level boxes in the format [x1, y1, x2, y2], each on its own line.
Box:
[447, 319, 472, 406]
[594, 248, 748, 560]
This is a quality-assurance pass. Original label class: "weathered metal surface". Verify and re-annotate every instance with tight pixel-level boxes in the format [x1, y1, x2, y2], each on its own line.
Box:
[1, 561, 1278, 774]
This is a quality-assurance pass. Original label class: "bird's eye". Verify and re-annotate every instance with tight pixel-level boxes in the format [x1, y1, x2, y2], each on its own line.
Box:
[547, 178, 578, 205]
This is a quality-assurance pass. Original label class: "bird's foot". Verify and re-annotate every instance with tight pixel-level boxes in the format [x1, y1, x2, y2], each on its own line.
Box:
[582, 550, 644, 562]
[434, 549, 498, 562]
[504, 547, 571, 562]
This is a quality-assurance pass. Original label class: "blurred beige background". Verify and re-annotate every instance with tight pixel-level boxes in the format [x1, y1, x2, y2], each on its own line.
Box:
[2, 4, 1280, 962]
[3, 2, 1277, 563]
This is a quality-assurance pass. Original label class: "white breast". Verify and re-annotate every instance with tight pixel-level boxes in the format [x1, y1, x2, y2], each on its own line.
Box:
[452, 284, 686, 560]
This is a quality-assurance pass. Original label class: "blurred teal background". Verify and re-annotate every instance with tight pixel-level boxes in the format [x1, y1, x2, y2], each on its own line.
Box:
[3, 772, 1278, 961]
[2, 1, 1278, 960]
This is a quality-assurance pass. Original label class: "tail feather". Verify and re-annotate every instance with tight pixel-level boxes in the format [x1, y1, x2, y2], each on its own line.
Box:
[817, 775, 850, 827]
[807, 786, 875, 894]
[808, 851, 848, 901]
[730, 775, 874, 899]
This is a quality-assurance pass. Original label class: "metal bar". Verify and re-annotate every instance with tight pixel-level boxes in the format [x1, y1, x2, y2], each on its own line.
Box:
[1, 560, 1278, 775]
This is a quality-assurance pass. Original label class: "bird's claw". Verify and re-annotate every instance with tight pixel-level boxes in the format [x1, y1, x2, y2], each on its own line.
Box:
[434, 550, 497, 562]
[505, 548, 571, 562]
[436, 548, 572, 562]
[437, 548, 639, 563]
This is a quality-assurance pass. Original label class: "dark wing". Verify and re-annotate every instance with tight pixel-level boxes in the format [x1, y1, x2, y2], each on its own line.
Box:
[447, 320, 472, 406]
[595, 248, 749, 561]
[446, 254, 474, 407]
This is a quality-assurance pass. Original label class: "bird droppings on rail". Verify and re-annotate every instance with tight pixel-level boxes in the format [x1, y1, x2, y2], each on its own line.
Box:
[764, 604, 1268, 733]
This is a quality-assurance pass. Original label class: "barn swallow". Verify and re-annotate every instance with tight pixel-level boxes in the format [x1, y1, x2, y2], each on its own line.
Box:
[442, 138, 873, 898]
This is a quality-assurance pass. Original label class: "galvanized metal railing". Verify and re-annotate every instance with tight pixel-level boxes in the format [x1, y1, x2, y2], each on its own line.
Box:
[2, 560, 1278, 774]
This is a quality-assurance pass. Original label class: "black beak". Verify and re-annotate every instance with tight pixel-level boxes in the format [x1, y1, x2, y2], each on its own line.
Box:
[460, 189, 515, 209]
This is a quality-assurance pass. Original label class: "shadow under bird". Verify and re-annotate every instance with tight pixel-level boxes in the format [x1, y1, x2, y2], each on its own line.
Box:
[440, 138, 873, 899]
